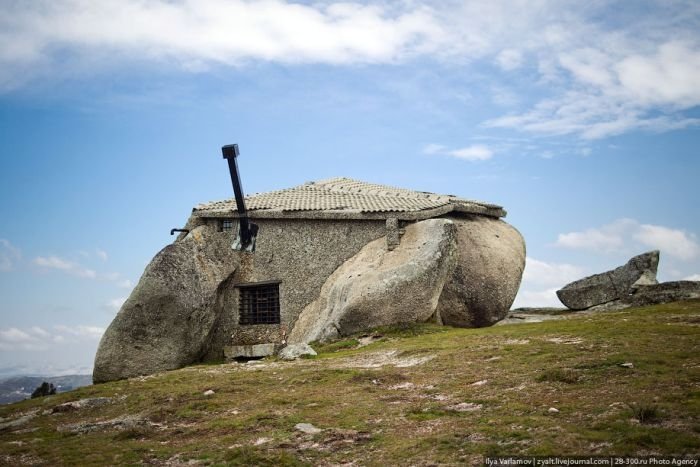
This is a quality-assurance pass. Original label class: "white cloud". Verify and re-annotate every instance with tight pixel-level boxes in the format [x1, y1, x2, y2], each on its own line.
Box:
[485, 41, 700, 139]
[512, 287, 563, 309]
[0, 238, 21, 272]
[449, 145, 493, 161]
[523, 257, 584, 287]
[32, 254, 128, 282]
[633, 224, 700, 261]
[29, 326, 50, 338]
[0, 327, 33, 343]
[512, 257, 585, 308]
[0, 1, 698, 140]
[616, 42, 700, 108]
[556, 218, 699, 261]
[33, 255, 97, 279]
[424, 143, 494, 161]
[0, 324, 104, 351]
[53, 325, 105, 340]
[684, 274, 700, 281]
[556, 219, 631, 251]
[0, 326, 58, 351]
[117, 279, 134, 289]
[0, 0, 444, 90]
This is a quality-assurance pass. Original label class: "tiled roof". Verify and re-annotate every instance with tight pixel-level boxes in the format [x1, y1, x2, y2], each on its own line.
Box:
[194, 177, 504, 217]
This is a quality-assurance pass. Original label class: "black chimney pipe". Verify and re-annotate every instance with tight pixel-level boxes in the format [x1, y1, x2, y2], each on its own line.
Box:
[222, 144, 257, 251]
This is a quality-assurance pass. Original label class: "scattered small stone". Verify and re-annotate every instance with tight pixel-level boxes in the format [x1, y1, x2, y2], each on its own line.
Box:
[52, 397, 112, 413]
[253, 437, 271, 445]
[279, 343, 317, 360]
[389, 382, 415, 390]
[295, 422, 322, 434]
[447, 402, 482, 412]
[203, 389, 215, 396]
[548, 407, 560, 413]
[620, 362, 634, 369]
[471, 379, 488, 386]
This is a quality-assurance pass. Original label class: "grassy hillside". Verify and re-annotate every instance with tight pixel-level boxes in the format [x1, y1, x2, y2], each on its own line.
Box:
[1, 300, 698, 465]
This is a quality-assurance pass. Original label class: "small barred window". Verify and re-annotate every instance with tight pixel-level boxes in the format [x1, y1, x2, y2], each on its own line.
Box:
[222, 219, 234, 232]
[238, 281, 281, 325]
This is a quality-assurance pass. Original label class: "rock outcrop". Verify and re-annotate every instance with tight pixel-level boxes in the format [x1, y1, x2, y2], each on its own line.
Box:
[588, 280, 700, 311]
[556, 251, 659, 310]
[93, 225, 240, 383]
[287, 219, 458, 344]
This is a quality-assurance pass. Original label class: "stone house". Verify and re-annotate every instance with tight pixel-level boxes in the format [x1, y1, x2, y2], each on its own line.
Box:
[94, 177, 525, 383]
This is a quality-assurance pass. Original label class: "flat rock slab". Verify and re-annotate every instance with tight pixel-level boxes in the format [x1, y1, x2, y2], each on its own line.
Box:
[557, 251, 659, 310]
[224, 343, 276, 359]
[295, 423, 322, 434]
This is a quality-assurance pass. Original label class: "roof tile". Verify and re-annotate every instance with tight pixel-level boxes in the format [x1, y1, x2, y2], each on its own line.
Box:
[194, 177, 503, 216]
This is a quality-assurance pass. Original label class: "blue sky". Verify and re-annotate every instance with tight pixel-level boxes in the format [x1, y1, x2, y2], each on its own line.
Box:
[1, 0, 699, 376]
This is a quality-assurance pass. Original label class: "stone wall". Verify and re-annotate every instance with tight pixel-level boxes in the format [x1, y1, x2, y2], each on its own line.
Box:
[203, 217, 388, 359]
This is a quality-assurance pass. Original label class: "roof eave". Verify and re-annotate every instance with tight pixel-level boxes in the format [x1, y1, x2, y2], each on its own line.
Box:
[192, 203, 505, 221]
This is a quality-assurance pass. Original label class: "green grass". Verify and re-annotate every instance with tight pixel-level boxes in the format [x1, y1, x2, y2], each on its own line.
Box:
[1, 299, 699, 465]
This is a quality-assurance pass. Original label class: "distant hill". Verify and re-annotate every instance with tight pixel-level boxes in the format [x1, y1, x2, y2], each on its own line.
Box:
[0, 374, 92, 405]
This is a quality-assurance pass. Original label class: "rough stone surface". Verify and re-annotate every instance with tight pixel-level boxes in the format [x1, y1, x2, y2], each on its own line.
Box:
[588, 280, 700, 311]
[434, 216, 525, 327]
[288, 219, 458, 344]
[93, 225, 241, 383]
[279, 343, 317, 360]
[626, 281, 700, 306]
[556, 251, 659, 310]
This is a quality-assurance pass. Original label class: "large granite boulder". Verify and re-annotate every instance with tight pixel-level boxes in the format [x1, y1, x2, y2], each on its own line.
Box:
[556, 250, 659, 310]
[288, 219, 458, 343]
[288, 217, 526, 343]
[434, 216, 525, 327]
[93, 225, 240, 383]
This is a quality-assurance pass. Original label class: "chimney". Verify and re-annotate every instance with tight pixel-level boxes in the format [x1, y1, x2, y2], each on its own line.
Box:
[222, 144, 258, 252]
